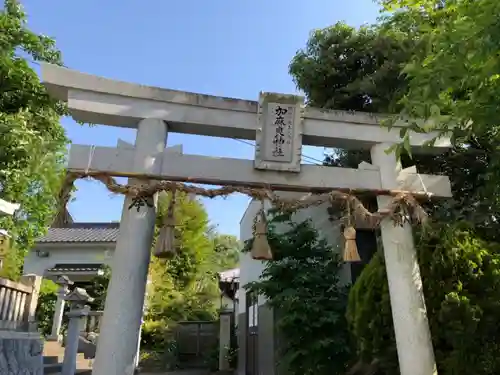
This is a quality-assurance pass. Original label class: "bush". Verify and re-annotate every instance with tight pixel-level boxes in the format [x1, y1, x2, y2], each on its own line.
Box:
[246, 212, 353, 375]
[140, 320, 179, 370]
[203, 339, 220, 372]
[227, 331, 238, 369]
[347, 222, 500, 375]
[35, 279, 59, 336]
[140, 320, 173, 350]
[202, 335, 238, 371]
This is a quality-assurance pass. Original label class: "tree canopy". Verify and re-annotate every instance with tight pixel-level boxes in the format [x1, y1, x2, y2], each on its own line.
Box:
[289, 5, 500, 373]
[290, 22, 412, 114]
[348, 223, 500, 375]
[208, 233, 241, 271]
[143, 192, 241, 350]
[0, 0, 68, 279]
[379, 0, 500, 144]
[245, 212, 351, 375]
[290, 19, 500, 241]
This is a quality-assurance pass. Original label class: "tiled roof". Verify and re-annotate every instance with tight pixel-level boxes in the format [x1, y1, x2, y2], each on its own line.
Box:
[37, 222, 120, 243]
[218, 268, 240, 283]
[47, 264, 104, 273]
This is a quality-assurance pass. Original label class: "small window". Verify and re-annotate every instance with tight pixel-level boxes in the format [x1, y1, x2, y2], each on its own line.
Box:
[247, 292, 258, 327]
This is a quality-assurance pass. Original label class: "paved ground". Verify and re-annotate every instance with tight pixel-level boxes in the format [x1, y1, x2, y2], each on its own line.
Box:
[44, 341, 219, 375]
[43, 341, 93, 371]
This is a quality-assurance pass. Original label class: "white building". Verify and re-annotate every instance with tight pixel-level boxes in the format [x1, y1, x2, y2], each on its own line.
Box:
[237, 195, 378, 375]
[23, 219, 118, 283]
[218, 267, 239, 314]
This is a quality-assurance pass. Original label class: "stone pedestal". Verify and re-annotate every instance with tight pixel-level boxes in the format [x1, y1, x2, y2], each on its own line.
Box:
[219, 311, 232, 371]
[62, 306, 91, 375]
[0, 330, 44, 375]
[61, 287, 94, 375]
[48, 276, 73, 342]
[48, 293, 66, 341]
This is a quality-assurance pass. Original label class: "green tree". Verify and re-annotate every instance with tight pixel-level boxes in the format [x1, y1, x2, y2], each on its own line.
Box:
[86, 265, 111, 310]
[348, 223, 500, 375]
[290, 17, 500, 242]
[144, 192, 222, 350]
[289, 13, 500, 374]
[290, 21, 411, 214]
[245, 212, 352, 375]
[35, 279, 59, 336]
[209, 233, 241, 271]
[379, 0, 500, 144]
[78, 193, 237, 355]
[290, 22, 413, 114]
[376, 0, 500, 212]
[0, 0, 68, 278]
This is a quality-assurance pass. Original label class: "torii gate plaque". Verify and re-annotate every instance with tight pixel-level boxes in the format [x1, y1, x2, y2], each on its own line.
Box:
[42, 63, 450, 375]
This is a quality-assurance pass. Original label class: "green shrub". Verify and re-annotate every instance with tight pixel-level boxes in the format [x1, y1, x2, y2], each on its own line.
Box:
[139, 344, 179, 372]
[347, 222, 500, 374]
[246, 212, 353, 375]
[141, 320, 172, 350]
[140, 320, 179, 370]
[226, 331, 238, 369]
[203, 339, 220, 372]
[35, 279, 59, 336]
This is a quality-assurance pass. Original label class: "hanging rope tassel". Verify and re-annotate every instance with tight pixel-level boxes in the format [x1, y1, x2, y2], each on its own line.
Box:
[154, 190, 177, 258]
[251, 203, 273, 261]
[343, 198, 361, 262]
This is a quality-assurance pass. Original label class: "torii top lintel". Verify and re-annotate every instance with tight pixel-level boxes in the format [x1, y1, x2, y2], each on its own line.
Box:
[42, 64, 450, 153]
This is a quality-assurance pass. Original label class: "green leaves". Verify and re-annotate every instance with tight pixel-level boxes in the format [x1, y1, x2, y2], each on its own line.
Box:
[383, 0, 500, 144]
[246, 214, 353, 375]
[291, 2, 500, 373]
[348, 223, 500, 374]
[145, 193, 241, 348]
[289, 22, 414, 114]
[0, 0, 69, 277]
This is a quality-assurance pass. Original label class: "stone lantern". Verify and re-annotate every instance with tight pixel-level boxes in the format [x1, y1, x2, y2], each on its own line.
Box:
[62, 287, 94, 375]
[48, 275, 74, 342]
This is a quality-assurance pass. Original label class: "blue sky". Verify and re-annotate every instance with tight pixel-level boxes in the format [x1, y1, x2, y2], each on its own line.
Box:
[23, 0, 380, 238]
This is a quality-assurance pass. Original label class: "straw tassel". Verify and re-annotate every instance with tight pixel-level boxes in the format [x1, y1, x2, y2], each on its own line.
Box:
[251, 204, 273, 261]
[343, 199, 361, 262]
[154, 190, 177, 258]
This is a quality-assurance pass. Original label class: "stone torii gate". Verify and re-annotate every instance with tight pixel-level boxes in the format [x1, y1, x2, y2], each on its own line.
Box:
[42, 63, 451, 375]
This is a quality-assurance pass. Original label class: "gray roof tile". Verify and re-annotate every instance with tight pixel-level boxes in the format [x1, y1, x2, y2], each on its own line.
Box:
[47, 264, 104, 273]
[37, 223, 120, 243]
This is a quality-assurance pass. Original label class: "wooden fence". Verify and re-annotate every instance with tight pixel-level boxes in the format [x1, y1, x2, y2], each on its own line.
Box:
[175, 321, 218, 368]
[81, 310, 103, 340]
[0, 275, 40, 331]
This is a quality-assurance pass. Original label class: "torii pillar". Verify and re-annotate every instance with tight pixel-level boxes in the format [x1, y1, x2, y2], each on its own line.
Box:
[40, 63, 450, 375]
[371, 143, 437, 375]
[91, 118, 167, 375]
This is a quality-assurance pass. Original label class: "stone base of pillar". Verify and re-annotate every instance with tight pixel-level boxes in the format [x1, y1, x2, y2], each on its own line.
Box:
[219, 311, 232, 371]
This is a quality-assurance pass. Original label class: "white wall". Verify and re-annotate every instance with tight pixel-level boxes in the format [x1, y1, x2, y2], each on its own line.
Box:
[238, 193, 352, 315]
[23, 243, 115, 279]
[221, 295, 235, 311]
[239, 198, 272, 315]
